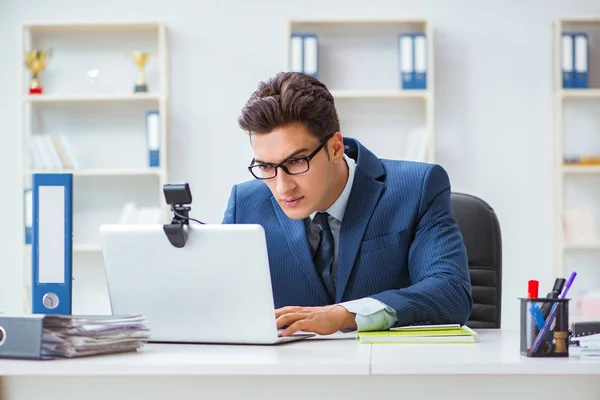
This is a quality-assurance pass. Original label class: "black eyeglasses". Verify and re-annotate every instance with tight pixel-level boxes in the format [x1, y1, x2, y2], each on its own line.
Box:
[248, 134, 333, 180]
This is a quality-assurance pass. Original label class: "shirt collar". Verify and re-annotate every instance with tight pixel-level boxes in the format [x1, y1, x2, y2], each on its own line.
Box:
[310, 153, 356, 222]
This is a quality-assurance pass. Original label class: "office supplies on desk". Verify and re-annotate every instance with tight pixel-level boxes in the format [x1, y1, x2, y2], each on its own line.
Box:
[528, 280, 539, 298]
[520, 297, 570, 357]
[572, 321, 600, 338]
[524, 272, 577, 357]
[540, 278, 566, 319]
[31, 173, 73, 315]
[357, 325, 477, 344]
[0, 314, 150, 360]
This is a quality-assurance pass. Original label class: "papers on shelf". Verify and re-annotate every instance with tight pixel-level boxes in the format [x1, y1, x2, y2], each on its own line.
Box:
[40, 314, 151, 358]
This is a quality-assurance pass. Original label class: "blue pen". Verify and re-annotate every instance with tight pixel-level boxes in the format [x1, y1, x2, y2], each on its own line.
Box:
[531, 272, 577, 353]
[528, 303, 545, 329]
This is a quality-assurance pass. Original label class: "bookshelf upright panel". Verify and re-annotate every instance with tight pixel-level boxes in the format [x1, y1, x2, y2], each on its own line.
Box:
[553, 18, 600, 322]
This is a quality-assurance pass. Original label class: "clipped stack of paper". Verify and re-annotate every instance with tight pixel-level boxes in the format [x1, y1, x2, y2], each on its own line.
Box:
[41, 314, 151, 358]
[356, 324, 478, 344]
[572, 333, 600, 357]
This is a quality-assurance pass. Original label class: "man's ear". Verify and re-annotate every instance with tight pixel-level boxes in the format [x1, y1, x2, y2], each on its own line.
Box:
[329, 132, 345, 162]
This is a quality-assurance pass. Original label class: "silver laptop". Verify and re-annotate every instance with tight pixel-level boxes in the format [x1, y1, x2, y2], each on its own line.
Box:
[99, 223, 314, 345]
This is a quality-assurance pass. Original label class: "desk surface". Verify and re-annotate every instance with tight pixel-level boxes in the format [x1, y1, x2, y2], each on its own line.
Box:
[1, 330, 599, 376]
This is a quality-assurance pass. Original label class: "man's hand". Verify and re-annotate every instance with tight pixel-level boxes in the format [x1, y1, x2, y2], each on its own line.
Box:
[275, 305, 357, 336]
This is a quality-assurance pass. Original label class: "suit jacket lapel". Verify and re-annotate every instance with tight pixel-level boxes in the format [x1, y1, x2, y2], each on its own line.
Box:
[336, 167, 384, 302]
[271, 197, 330, 303]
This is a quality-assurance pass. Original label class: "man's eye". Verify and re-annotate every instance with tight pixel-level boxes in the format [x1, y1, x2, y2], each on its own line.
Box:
[258, 165, 273, 171]
[287, 159, 304, 165]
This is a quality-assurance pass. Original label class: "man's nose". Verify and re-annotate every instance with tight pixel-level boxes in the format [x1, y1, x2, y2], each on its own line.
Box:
[275, 169, 296, 194]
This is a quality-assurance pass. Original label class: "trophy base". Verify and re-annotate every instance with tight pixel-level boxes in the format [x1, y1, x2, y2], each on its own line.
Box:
[29, 87, 43, 95]
[134, 84, 148, 93]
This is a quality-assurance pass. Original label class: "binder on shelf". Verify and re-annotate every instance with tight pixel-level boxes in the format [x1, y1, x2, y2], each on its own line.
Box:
[24, 188, 32, 244]
[146, 110, 160, 168]
[31, 173, 73, 316]
[413, 33, 427, 89]
[289, 33, 319, 78]
[562, 33, 575, 88]
[574, 32, 589, 88]
[399, 33, 415, 89]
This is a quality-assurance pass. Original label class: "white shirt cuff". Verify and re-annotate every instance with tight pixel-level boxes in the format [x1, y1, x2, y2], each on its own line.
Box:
[338, 297, 397, 332]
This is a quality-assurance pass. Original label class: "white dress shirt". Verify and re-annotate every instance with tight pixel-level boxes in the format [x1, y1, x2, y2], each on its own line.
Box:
[306, 154, 397, 331]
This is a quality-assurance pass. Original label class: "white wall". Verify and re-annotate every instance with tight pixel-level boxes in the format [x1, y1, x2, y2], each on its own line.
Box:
[2, 0, 600, 328]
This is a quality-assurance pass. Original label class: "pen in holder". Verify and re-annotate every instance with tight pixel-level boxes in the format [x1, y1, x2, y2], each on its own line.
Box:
[519, 297, 570, 357]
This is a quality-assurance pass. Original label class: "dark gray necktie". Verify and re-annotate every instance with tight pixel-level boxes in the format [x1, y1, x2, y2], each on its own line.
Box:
[312, 212, 336, 302]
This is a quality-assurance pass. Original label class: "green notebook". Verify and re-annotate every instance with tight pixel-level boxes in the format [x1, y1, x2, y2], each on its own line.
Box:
[356, 324, 478, 344]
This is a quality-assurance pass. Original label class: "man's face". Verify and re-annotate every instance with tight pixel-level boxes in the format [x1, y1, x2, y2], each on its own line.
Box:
[250, 124, 337, 220]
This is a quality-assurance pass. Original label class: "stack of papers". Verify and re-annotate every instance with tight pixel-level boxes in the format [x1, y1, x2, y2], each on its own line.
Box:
[41, 315, 151, 358]
[572, 333, 600, 357]
[356, 324, 478, 344]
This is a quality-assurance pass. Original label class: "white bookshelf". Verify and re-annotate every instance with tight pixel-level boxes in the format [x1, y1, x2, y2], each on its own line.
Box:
[18, 22, 169, 315]
[552, 18, 600, 322]
[285, 18, 434, 163]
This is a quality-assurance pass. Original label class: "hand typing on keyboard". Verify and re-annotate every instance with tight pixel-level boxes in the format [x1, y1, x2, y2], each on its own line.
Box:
[275, 305, 357, 337]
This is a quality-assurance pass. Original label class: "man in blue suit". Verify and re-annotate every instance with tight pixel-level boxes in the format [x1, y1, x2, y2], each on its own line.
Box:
[223, 72, 472, 336]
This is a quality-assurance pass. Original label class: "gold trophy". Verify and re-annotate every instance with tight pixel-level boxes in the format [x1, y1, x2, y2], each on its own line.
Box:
[133, 52, 149, 92]
[25, 50, 50, 95]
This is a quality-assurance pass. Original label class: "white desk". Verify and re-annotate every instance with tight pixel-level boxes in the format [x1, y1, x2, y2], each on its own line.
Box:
[1, 330, 599, 400]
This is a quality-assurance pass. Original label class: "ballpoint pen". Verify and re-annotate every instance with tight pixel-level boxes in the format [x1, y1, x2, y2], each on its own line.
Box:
[531, 272, 577, 354]
[540, 278, 566, 319]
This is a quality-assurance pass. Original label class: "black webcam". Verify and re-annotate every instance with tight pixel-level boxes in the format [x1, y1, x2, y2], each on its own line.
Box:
[163, 182, 192, 206]
[163, 183, 193, 248]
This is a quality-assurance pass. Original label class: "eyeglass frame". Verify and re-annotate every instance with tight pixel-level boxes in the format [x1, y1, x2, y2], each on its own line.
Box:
[247, 133, 334, 180]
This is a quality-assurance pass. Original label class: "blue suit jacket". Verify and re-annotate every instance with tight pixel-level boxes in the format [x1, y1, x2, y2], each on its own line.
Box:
[222, 138, 473, 326]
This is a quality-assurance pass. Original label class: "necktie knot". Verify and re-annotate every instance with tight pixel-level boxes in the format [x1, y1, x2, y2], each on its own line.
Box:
[313, 212, 331, 231]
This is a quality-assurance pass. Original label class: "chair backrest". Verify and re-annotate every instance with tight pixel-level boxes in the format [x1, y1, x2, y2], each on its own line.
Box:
[450, 192, 502, 328]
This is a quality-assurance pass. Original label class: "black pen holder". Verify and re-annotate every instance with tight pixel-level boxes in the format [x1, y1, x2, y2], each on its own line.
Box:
[519, 298, 570, 357]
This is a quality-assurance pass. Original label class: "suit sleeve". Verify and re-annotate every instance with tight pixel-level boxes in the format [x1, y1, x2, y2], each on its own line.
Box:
[222, 185, 238, 224]
[370, 164, 473, 326]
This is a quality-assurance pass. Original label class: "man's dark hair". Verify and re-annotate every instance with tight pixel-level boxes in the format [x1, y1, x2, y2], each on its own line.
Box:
[238, 72, 340, 141]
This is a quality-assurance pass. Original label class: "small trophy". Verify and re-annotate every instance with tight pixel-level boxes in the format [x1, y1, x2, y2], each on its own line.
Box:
[25, 50, 50, 95]
[132, 52, 149, 93]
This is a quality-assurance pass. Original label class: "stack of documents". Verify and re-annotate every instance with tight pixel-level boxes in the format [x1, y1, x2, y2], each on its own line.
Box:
[41, 314, 151, 358]
[572, 333, 600, 357]
[356, 324, 478, 344]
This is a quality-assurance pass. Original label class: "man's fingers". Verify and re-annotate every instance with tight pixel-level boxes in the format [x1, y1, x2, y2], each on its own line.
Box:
[280, 319, 308, 337]
[275, 306, 303, 318]
[276, 312, 310, 329]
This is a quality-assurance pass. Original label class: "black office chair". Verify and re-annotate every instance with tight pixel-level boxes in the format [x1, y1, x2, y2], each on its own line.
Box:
[450, 192, 502, 329]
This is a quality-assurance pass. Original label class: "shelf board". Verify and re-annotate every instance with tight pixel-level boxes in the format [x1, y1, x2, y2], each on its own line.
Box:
[558, 17, 600, 24]
[23, 169, 163, 177]
[23, 93, 162, 104]
[564, 242, 600, 250]
[25, 243, 102, 252]
[562, 165, 600, 174]
[74, 244, 103, 253]
[23, 22, 162, 33]
[559, 89, 600, 99]
[330, 89, 428, 99]
[289, 17, 427, 25]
